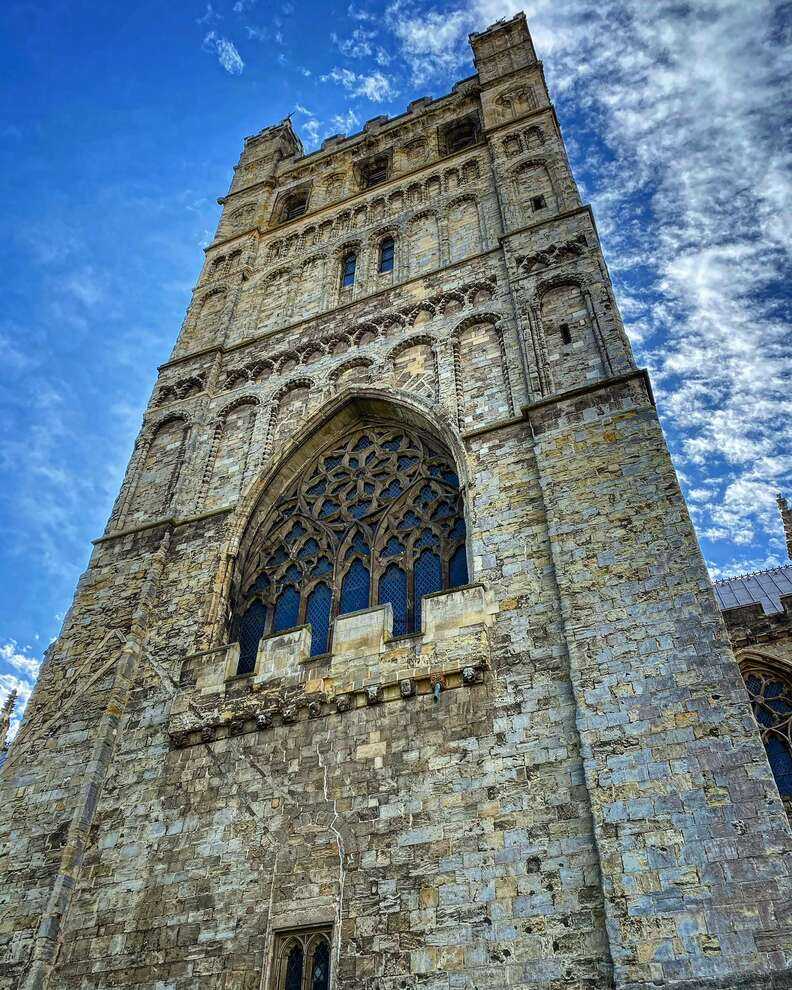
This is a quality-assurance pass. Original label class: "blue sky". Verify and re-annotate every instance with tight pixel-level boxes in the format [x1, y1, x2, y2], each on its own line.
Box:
[1, 0, 790, 732]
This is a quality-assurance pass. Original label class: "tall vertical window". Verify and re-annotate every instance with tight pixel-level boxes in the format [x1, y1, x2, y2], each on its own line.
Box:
[233, 427, 468, 665]
[341, 252, 357, 287]
[378, 237, 395, 273]
[271, 930, 331, 990]
[742, 663, 792, 799]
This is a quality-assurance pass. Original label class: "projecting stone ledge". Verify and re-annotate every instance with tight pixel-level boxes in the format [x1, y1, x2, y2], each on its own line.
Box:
[167, 583, 496, 748]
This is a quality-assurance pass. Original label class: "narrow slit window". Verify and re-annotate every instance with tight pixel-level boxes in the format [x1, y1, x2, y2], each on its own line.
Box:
[379, 237, 395, 273]
[531, 194, 547, 212]
[379, 563, 408, 636]
[341, 252, 357, 288]
[272, 585, 301, 633]
[413, 549, 442, 632]
[237, 601, 267, 675]
[339, 558, 370, 614]
[306, 582, 332, 656]
[559, 323, 572, 345]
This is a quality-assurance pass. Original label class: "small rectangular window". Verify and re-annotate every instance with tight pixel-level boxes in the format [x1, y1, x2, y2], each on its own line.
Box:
[341, 253, 357, 287]
[366, 164, 388, 188]
[379, 237, 395, 273]
[531, 194, 547, 212]
[560, 323, 572, 344]
[282, 194, 308, 222]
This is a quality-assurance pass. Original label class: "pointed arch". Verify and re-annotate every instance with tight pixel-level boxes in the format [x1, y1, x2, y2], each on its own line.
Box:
[205, 392, 471, 653]
[201, 396, 260, 511]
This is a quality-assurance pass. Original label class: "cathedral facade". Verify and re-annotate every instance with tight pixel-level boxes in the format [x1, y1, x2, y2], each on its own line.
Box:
[2, 13, 791, 990]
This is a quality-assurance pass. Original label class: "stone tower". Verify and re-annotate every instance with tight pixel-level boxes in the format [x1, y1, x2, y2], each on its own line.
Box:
[2, 13, 790, 990]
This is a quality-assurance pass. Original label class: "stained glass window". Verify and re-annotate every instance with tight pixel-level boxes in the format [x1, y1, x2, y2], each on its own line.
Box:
[449, 544, 469, 588]
[311, 939, 330, 990]
[379, 564, 408, 636]
[285, 944, 303, 990]
[742, 665, 792, 797]
[413, 550, 442, 631]
[272, 930, 332, 990]
[306, 583, 332, 656]
[273, 586, 300, 633]
[340, 559, 370, 615]
[237, 601, 267, 675]
[234, 426, 468, 657]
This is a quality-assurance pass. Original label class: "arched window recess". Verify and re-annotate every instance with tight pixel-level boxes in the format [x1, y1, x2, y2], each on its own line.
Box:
[341, 251, 357, 288]
[378, 236, 395, 274]
[232, 425, 469, 670]
[740, 659, 792, 802]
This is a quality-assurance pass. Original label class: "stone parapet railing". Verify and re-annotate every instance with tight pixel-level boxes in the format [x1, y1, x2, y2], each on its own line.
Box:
[168, 582, 496, 747]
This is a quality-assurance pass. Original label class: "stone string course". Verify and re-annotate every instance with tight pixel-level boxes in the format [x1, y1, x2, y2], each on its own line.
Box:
[1, 11, 790, 990]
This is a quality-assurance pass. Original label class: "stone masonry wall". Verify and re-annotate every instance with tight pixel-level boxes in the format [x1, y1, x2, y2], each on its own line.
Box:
[1, 11, 790, 990]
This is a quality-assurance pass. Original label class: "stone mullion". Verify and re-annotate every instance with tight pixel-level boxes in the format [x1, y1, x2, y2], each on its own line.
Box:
[582, 287, 614, 378]
[240, 401, 267, 497]
[526, 300, 552, 396]
[163, 422, 193, 519]
[494, 324, 516, 416]
[111, 433, 151, 531]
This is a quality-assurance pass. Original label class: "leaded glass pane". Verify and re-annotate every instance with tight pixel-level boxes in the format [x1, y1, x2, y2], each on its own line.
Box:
[379, 564, 408, 636]
[285, 944, 303, 990]
[383, 536, 405, 557]
[340, 559, 370, 614]
[449, 544, 469, 588]
[298, 538, 320, 559]
[766, 736, 792, 796]
[743, 667, 792, 799]
[236, 425, 469, 659]
[273, 586, 300, 633]
[251, 574, 270, 595]
[311, 939, 330, 990]
[379, 237, 395, 273]
[237, 601, 266, 675]
[342, 253, 356, 287]
[307, 583, 332, 656]
[414, 550, 441, 631]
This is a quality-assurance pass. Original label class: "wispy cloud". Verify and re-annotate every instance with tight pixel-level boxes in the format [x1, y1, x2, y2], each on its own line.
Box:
[202, 31, 245, 75]
[196, 3, 221, 26]
[330, 108, 360, 133]
[332, 27, 376, 59]
[0, 641, 42, 740]
[321, 66, 398, 103]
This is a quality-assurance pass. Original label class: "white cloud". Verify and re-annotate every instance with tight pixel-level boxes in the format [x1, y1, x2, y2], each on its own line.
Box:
[330, 108, 361, 134]
[0, 641, 42, 741]
[348, 2, 374, 20]
[332, 28, 376, 59]
[322, 67, 398, 103]
[245, 24, 269, 41]
[202, 31, 245, 75]
[375, 0, 791, 567]
[196, 3, 221, 25]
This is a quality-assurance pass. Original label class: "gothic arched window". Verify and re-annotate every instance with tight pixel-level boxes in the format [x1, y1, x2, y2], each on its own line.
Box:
[233, 426, 468, 669]
[741, 662, 792, 799]
[271, 930, 330, 990]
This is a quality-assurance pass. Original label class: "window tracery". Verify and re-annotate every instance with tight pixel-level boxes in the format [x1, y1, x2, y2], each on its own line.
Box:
[741, 662, 792, 798]
[271, 930, 330, 990]
[233, 426, 468, 670]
